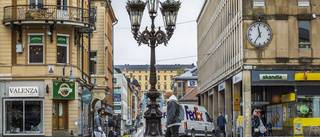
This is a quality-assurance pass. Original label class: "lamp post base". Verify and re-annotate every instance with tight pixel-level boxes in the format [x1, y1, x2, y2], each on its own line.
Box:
[143, 91, 163, 137]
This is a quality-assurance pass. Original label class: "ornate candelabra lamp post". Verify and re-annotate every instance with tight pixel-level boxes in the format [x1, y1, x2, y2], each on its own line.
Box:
[126, 0, 181, 136]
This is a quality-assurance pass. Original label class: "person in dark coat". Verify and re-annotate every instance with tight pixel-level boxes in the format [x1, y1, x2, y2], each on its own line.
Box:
[217, 112, 227, 137]
[252, 109, 263, 137]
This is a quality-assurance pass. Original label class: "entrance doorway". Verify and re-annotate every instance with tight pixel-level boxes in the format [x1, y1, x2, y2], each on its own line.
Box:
[53, 100, 68, 130]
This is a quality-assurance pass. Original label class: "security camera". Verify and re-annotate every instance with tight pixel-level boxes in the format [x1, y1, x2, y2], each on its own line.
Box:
[312, 13, 316, 19]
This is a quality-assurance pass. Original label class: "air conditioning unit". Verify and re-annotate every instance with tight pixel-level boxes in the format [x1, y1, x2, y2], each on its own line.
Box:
[16, 44, 24, 53]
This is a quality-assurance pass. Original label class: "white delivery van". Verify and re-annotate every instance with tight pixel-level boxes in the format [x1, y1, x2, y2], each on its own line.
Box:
[161, 104, 216, 137]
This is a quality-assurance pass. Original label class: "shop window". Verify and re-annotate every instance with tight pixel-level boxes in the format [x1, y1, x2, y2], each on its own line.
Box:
[295, 96, 320, 118]
[299, 21, 310, 49]
[28, 35, 44, 64]
[57, 35, 69, 64]
[4, 99, 44, 135]
[89, 51, 97, 75]
[29, 0, 44, 9]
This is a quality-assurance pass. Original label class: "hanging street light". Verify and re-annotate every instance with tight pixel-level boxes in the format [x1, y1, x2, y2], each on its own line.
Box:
[126, 0, 181, 136]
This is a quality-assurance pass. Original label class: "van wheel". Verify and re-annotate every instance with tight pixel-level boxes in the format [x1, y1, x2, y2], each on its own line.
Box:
[211, 130, 216, 137]
[191, 130, 196, 137]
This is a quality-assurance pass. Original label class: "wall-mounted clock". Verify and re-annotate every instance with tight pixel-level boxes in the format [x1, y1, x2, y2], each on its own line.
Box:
[247, 22, 273, 48]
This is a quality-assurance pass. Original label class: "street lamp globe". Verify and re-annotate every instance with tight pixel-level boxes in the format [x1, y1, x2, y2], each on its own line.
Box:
[126, 0, 146, 30]
[147, 0, 159, 15]
[160, 0, 181, 30]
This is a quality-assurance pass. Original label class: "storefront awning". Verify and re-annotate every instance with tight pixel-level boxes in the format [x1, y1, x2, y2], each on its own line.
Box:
[296, 86, 320, 96]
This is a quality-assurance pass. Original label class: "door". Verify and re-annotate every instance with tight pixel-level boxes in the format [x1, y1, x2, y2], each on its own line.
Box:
[57, 0, 69, 20]
[53, 100, 68, 130]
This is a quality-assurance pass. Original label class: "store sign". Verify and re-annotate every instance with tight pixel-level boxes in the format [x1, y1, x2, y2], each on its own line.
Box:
[114, 94, 121, 98]
[187, 80, 197, 87]
[294, 118, 303, 137]
[57, 36, 67, 44]
[298, 1, 309, 6]
[295, 72, 320, 81]
[81, 90, 92, 104]
[29, 35, 43, 43]
[234, 93, 240, 111]
[53, 81, 75, 99]
[300, 105, 309, 114]
[113, 91, 121, 94]
[114, 110, 121, 114]
[114, 106, 121, 110]
[281, 93, 295, 102]
[9, 87, 39, 97]
[114, 102, 121, 105]
[253, 1, 265, 6]
[233, 72, 243, 84]
[218, 82, 225, 91]
[114, 97, 121, 102]
[259, 74, 287, 80]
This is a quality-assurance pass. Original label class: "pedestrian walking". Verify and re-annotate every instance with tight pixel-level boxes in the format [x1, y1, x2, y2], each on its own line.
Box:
[164, 90, 181, 137]
[217, 112, 227, 137]
[267, 122, 273, 136]
[252, 109, 263, 137]
[94, 108, 106, 137]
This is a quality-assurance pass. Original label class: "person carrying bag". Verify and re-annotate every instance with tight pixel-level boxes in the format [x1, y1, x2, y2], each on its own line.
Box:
[252, 109, 266, 137]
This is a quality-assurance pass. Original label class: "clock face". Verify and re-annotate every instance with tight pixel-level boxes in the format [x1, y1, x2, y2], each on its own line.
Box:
[247, 22, 273, 48]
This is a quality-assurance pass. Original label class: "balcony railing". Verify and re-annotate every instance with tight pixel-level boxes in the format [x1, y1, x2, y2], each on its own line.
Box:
[3, 5, 95, 26]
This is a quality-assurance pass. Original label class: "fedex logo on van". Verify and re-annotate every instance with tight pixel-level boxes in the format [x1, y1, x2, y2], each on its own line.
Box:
[162, 106, 204, 122]
[185, 106, 204, 121]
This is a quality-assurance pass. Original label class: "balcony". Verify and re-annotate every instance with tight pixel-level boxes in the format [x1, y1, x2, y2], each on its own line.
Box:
[3, 5, 95, 28]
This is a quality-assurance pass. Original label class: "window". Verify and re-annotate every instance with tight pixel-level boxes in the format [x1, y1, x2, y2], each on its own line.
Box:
[133, 71, 135, 73]
[295, 96, 320, 118]
[28, 34, 44, 64]
[133, 76, 135, 79]
[170, 75, 173, 80]
[205, 112, 212, 122]
[164, 82, 167, 90]
[158, 82, 160, 89]
[170, 70, 173, 73]
[29, 0, 44, 9]
[178, 82, 182, 87]
[158, 76, 160, 80]
[164, 71, 166, 73]
[164, 75, 167, 80]
[299, 21, 310, 49]
[145, 75, 148, 80]
[126, 71, 128, 73]
[139, 71, 141, 73]
[158, 71, 160, 73]
[57, 35, 69, 64]
[145, 71, 147, 73]
[4, 99, 44, 135]
[89, 51, 97, 74]
[139, 76, 141, 80]
[145, 82, 148, 90]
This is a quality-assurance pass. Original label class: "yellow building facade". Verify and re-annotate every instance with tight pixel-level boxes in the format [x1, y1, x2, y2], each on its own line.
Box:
[0, 0, 116, 137]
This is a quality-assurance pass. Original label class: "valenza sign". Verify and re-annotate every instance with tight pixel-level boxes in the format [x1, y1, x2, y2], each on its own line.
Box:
[9, 87, 39, 97]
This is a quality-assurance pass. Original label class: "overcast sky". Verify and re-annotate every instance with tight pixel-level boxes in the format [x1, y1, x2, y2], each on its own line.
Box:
[112, 0, 205, 65]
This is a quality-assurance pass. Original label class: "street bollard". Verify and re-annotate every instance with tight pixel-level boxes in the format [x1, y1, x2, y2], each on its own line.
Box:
[70, 130, 74, 137]
[205, 126, 207, 137]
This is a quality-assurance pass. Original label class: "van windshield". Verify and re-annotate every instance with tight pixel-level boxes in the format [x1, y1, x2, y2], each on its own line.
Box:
[205, 112, 212, 122]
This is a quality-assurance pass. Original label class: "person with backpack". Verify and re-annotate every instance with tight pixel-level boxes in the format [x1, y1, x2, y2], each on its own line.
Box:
[217, 112, 227, 137]
[252, 109, 266, 137]
[165, 90, 181, 137]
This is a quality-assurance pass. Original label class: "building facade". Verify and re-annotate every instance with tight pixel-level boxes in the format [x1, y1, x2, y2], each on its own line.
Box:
[114, 64, 196, 103]
[198, 0, 320, 137]
[174, 67, 198, 105]
[0, 0, 116, 137]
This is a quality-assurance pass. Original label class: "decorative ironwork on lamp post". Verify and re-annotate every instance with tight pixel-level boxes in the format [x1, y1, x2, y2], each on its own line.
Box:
[126, 0, 181, 136]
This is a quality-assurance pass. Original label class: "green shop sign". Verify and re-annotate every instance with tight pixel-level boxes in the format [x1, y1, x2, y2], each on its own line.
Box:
[57, 36, 67, 44]
[300, 105, 309, 114]
[114, 91, 121, 94]
[259, 74, 287, 80]
[53, 81, 75, 99]
[29, 35, 43, 43]
[114, 106, 121, 110]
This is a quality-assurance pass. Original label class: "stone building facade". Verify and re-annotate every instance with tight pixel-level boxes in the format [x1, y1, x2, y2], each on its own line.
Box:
[198, 0, 320, 136]
[0, 0, 116, 136]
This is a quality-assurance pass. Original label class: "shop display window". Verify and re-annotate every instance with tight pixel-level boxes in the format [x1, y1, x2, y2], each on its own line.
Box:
[295, 96, 320, 118]
[4, 99, 44, 135]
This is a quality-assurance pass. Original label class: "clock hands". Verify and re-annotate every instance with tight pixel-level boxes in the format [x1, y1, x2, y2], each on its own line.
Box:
[254, 26, 262, 44]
